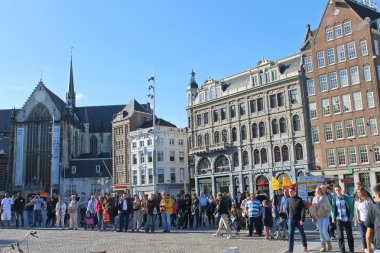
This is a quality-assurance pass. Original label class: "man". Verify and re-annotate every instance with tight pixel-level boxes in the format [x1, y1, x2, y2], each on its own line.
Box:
[160, 192, 173, 232]
[213, 192, 233, 239]
[1, 193, 13, 228]
[13, 192, 25, 228]
[245, 193, 263, 237]
[331, 185, 354, 253]
[285, 186, 307, 253]
[62, 192, 70, 225]
[273, 189, 283, 221]
[256, 191, 268, 203]
[31, 195, 45, 227]
[117, 193, 132, 232]
[45, 197, 56, 227]
[104, 193, 116, 231]
[366, 183, 380, 253]
[145, 193, 156, 233]
[322, 185, 336, 240]
[78, 192, 88, 227]
[199, 192, 207, 227]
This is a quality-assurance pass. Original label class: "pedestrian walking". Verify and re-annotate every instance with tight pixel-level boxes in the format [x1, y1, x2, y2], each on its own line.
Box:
[366, 183, 380, 253]
[331, 185, 354, 253]
[354, 187, 374, 252]
[213, 192, 233, 239]
[284, 186, 307, 253]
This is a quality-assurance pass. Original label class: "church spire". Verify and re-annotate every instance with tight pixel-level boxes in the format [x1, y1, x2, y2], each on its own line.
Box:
[66, 48, 76, 109]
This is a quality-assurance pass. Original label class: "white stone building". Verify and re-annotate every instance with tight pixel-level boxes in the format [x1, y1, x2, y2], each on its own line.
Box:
[130, 119, 189, 196]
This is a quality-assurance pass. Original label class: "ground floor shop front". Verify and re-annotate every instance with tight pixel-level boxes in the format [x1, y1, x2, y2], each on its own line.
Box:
[195, 166, 308, 199]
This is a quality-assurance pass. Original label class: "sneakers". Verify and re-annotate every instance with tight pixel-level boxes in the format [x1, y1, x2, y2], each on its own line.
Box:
[330, 236, 336, 241]
[226, 235, 233, 239]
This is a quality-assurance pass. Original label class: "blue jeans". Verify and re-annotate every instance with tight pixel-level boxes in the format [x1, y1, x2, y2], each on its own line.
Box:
[145, 214, 156, 232]
[15, 210, 24, 227]
[26, 211, 34, 226]
[162, 211, 171, 231]
[316, 217, 330, 243]
[118, 211, 130, 231]
[358, 221, 368, 250]
[97, 213, 103, 229]
[288, 220, 307, 252]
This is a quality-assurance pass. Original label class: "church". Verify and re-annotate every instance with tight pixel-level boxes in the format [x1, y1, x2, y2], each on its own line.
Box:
[0, 57, 127, 195]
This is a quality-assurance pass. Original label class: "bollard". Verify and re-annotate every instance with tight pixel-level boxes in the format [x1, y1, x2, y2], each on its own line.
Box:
[227, 247, 239, 253]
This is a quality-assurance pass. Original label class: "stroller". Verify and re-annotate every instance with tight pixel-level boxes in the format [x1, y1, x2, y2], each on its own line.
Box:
[176, 209, 185, 229]
[85, 211, 96, 230]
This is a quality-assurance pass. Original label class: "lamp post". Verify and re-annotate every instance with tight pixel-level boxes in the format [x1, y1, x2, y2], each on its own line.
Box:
[148, 71, 156, 194]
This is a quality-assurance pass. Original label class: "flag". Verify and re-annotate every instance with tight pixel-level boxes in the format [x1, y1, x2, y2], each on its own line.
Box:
[148, 76, 155, 82]
[282, 175, 291, 189]
[272, 176, 280, 191]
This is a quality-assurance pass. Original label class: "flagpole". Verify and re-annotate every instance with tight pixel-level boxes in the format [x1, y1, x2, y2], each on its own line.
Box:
[148, 70, 156, 194]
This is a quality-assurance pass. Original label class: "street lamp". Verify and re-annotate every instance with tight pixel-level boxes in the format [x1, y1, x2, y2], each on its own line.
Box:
[148, 71, 156, 194]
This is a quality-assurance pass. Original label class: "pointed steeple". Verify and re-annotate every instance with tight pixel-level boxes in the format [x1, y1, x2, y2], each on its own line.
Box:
[66, 49, 76, 109]
[188, 69, 198, 89]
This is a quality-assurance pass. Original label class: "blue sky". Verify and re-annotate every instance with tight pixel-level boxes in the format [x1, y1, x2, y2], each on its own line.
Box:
[0, 0, 327, 127]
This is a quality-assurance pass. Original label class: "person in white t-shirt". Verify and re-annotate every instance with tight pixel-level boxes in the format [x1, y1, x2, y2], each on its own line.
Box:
[1, 193, 14, 228]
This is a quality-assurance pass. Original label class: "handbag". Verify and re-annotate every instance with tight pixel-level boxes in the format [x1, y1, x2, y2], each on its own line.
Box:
[103, 211, 110, 224]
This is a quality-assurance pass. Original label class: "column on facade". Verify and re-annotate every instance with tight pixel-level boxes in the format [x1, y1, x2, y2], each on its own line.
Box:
[211, 175, 216, 196]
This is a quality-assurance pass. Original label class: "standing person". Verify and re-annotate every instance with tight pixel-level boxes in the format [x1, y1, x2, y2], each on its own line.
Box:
[103, 193, 116, 231]
[191, 195, 200, 229]
[245, 193, 263, 237]
[206, 195, 216, 228]
[310, 186, 332, 252]
[213, 192, 233, 239]
[284, 186, 307, 253]
[1, 193, 13, 228]
[145, 193, 156, 233]
[118, 193, 132, 232]
[160, 192, 173, 233]
[13, 192, 25, 228]
[25, 198, 34, 228]
[132, 195, 142, 232]
[86, 195, 97, 230]
[45, 197, 56, 227]
[68, 195, 79, 230]
[55, 196, 66, 230]
[262, 200, 274, 240]
[141, 194, 148, 228]
[280, 188, 289, 213]
[155, 193, 163, 227]
[183, 194, 192, 229]
[62, 192, 70, 226]
[331, 185, 354, 253]
[96, 196, 104, 231]
[273, 190, 283, 221]
[354, 187, 374, 253]
[31, 195, 45, 227]
[240, 193, 249, 231]
[199, 192, 207, 227]
[171, 198, 177, 228]
[322, 185, 336, 241]
[353, 182, 374, 203]
[78, 192, 88, 227]
[366, 183, 380, 253]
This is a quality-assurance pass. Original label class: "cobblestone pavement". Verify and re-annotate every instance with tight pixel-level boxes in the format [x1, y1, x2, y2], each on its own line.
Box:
[0, 220, 363, 253]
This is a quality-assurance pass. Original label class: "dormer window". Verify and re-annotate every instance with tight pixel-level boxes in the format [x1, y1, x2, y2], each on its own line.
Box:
[259, 70, 264, 85]
[252, 75, 258, 86]
[71, 166, 76, 174]
[96, 165, 100, 173]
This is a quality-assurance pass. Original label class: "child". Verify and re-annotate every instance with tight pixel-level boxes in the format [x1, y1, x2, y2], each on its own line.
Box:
[229, 205, 241, 234]
[275, 212, 288, 240]
[262, 200, 274, 240]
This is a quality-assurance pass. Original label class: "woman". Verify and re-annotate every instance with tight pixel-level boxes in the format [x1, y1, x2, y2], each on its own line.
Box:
[206, 195, 216, 228]
[240, 193, 249, 231]
[354, 187, 374, 252]
[310, 186, 332, 252]
[191, 195, 200, 229]
[96, 196, 104, 231]
[171, 198, 178, 227]
[68, 195, 79, 230]
[141, 194, 148, 227]
[132, 195, 142, 232]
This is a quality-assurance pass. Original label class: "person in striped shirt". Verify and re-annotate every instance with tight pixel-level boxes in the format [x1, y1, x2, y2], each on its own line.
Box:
[245, 193, 263, 237]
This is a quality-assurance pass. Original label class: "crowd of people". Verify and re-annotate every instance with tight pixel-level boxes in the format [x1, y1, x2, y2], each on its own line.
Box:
[1, 182, 380, 253]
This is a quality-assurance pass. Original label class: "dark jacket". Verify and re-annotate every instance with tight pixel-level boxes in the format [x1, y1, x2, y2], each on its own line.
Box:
[118, 198, 133, 214]
[216, 197, 229, 215]
[103, 197, 115, 215]
[286, 195, 306, 222]
[262, 206, 273, 227]
[147, 199, 155, 215]
[14, 196, 26, 211]
[206, 200, 216, 215]
[192, 198, 200, 214]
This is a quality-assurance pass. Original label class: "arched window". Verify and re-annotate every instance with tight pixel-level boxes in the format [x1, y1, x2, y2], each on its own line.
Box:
[274, 146, 281, 162]
[197, 135, 202, 147]
[261, 148, 267, 164]
[256, 175, 269, 196]
[280, 117, 287, 133]
[204, 133, 210, 146]
[233, 152, 239, 167]
[214, 131, 220, 144]
[293, 115, 301, 132]
[215, 156, 230, 173]
[90, 135, 98, 157]
[222, 129, 228, 143]
[241, 125, 247, 140]
[232, 127, 237, 142]
[243, 151, 249, 166]
[295, 143, 304, 161]
[259, 70, 264, 85]
[272, 119, 279, 135]
[282, 145, 289, 162]
[253, 149, 260, 165]
[259, 122, 265, 137]
[278, 173, 291, 189]
[252, 123, 258, 138]
[198, 158, 212, 175]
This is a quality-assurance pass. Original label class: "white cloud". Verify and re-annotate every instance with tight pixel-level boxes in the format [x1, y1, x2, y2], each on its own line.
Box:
[76, 92, 85, 99]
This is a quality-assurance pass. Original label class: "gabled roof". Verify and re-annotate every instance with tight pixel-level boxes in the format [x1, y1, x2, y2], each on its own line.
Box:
[345, 0, 380, 21]
[65, 158, 112, 178]
[138, 118, 177, 129]
[75, 105, 125, 132]
[45, 85, 67, 111]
